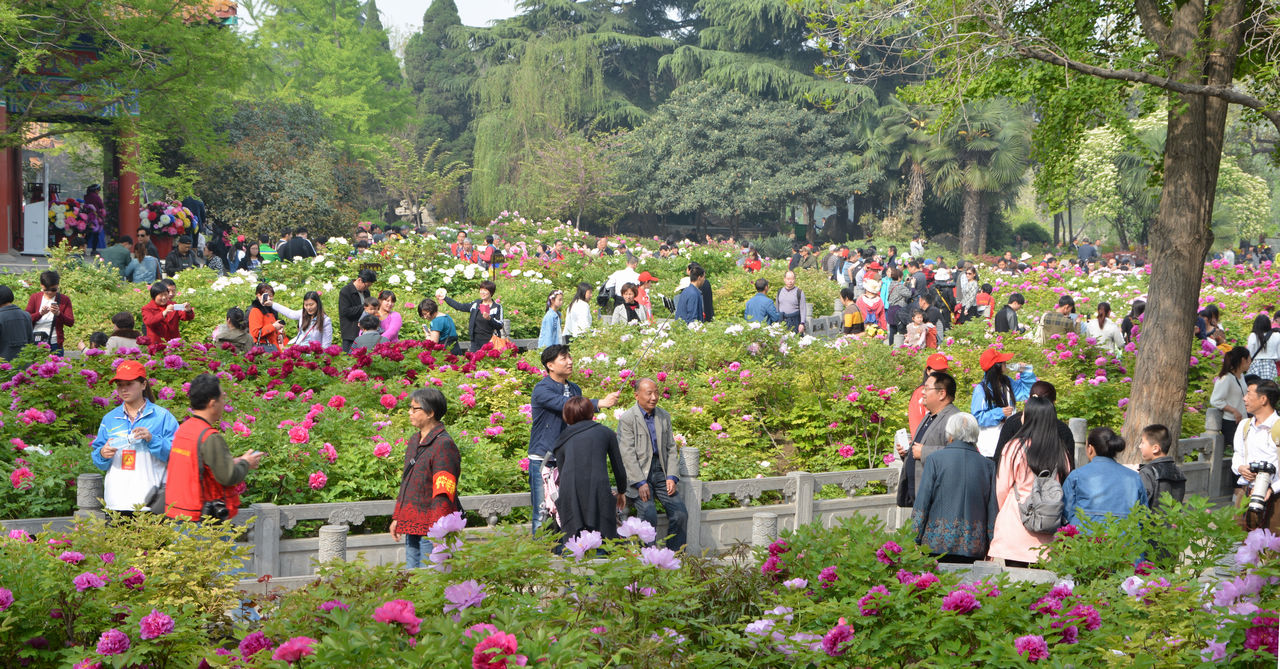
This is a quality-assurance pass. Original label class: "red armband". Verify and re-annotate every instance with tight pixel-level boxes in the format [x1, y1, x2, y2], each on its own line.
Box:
[432, 471, 457, 500]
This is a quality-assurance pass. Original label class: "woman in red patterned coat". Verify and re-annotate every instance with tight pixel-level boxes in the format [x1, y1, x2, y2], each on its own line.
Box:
[390, 387, 461, 569]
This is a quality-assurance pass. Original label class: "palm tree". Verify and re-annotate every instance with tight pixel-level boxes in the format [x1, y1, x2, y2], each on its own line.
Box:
[923, 99, 1033, 255]
[856, 97, 934, 235]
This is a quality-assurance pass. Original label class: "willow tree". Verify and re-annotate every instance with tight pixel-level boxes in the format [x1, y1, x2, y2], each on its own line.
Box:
[798, 0, 1280, 455]
[463, 1, 675, 218]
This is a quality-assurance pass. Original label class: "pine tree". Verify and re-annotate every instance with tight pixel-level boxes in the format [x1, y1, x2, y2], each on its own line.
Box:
[403, 0, 476, 160]
[362, 0, 391, 52]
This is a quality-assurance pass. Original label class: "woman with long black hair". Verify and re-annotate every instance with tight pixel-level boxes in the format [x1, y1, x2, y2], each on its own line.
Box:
[563, 281, 594, 343]
[970, 348, 1036, 457]
[273, 290, 333, 347]
[1247, 314, 1280, 381]
[988, 396, 1072, 566]
[1121, 300, 1145, 344]
[1212, 346, 1251, 445]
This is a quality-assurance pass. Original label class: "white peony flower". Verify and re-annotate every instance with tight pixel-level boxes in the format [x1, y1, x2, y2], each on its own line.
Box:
[388, 274, 402, 285]
[325, 261, 335, 268]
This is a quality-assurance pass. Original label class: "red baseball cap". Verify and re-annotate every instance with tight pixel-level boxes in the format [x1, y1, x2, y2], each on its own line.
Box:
[979, 348, 1015, 372]
[925, 353, 949, 371]
[112, 360, 147, 382]
[638, 271, 659, 283]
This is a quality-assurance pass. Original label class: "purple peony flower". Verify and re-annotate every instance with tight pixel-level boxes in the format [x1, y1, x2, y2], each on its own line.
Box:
[318, 599, 349, 613]
[58, 551, 85, 564]
[239, 631, 274, 657]
[1244, 615, 1278, 656]
[639, 546, 681, 570]
[767, 539, 790, 557]
[95, 629, 130, 656]
[745, 619, 775, 635]
[564, 530, 603, 560]
[782, 577, 808, 590]
[875, 541, 903, 565]
[1067, 604, 1101, 631]
[443, 580, 487, 614]
[858, 585, 889, 616]
[162, 355, 185, 370]
[941, 590, 981, 614]
[1058, 625, 1079, 645]
[618, 516, 658, 544]
[139, 610, 174, 640]
[1014, 634, 1049, 661]
[818, 566, 838, 587]
[426, 511, 466, 540]
[122, 568, 145, 590]
[73, 572, 106, 592]
[625, 582, 657, 597]
[0, 587, 12, 612]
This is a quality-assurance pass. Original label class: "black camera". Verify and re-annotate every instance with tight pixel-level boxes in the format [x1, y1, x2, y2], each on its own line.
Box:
[201, 499, 230, 522]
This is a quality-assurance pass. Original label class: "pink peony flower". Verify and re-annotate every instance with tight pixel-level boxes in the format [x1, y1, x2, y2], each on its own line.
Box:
[838, 445, 855, 458]
[308, 471, 327, 490]
[427, 511, 467, 540]
[618, 516, 657, 543]
[517, 457, 529, 472]
[818, 566, 838, 587]
[139, 609, 174, 640]
[59, 551, 85, 564]
[639, 546, 682, 570]
[821, 618, 854, 657]
[373, 442, 392, 458]
[472, 630, 526, 669]
[0, 587, 12, 612]
[122, 568, 145, 590]
[74, 572, 106, 592]
[941, 590, 981, 614]
[95, 629, 130, 655]
[380, 393, 398, 410]
[319, 600, 349, 613]
[875, 541, 902, 565]
[10, 466, 33, 489]
[858, 585, 889, 616]
[1067, 604, 1101, 631]
[564, 530, 602, 560]
[782, 577, 808, 590]
[373, 599, 422, 635]
[1014, 634, 1050, 662]
[443, 580, 488, 614]
[239, 631, 274, 657]
[271, 636, 317, 663]
[288, 426, 309, 444]
[328, 395, 346, 408]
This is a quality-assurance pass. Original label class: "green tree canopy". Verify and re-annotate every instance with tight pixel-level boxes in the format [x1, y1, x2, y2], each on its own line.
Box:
[402, 0, 476, 161]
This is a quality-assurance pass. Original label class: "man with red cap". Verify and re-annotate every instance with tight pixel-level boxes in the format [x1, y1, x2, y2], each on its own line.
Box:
[90, 361, 179, 515]
[908, 354, 951, 435]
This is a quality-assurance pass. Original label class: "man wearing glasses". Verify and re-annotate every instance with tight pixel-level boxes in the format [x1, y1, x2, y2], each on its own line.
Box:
[896, 370, 960, 506]
[25, 270, 74, 357]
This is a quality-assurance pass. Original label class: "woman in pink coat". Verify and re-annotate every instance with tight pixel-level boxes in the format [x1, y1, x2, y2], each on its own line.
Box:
[988, 397, 1073, 566]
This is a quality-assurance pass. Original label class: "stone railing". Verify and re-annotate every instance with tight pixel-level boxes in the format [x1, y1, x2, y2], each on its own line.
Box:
[3, 414, 1237, 582]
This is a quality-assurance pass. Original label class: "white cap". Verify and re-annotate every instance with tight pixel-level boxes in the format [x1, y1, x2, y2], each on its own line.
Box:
[1020, 252, 1032, 260]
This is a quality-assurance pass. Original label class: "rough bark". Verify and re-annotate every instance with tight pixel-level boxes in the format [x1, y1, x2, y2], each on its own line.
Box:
[1118, 0, 1242, 463]
[959, 185, 981, 256]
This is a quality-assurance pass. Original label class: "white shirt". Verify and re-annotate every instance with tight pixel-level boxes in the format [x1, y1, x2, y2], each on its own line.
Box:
[102, 426, 166, 511]
[1248, 332, 1280, 360]
[564, 300, 593, 337]
[1211, 373, 1248, 420]
[1232, 411, 1280, 493]
[910, 240, 924, 257]
[605, 267, 640, 293]
[1084, 318, 1125, 354]
[34, 295, 54, 337]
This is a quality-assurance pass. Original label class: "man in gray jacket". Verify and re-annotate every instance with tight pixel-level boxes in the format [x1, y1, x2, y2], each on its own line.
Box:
[617, 378, 687, 550]
[898, 370, 960, 505]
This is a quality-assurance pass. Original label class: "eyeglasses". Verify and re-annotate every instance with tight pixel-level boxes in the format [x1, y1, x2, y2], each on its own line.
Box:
[408, 406, 424, 414]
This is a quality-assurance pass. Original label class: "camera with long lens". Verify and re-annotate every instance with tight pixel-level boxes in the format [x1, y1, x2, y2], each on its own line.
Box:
[1247, 462, 1277, 518]
[201, 499, 230, 522]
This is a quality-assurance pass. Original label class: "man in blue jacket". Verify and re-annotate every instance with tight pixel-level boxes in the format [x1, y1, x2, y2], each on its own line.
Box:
[528, 344, 620, 535]
[744, 278, 782, 325]
[675, 265, 706, 323]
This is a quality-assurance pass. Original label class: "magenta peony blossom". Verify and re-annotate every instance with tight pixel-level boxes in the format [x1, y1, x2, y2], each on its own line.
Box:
[373, 441, 392, 458]
[517, 457, 529, 472]
[319, 600, 348, 613]
[0, 587, 12, 612]
[941, 590, 981, 614]
[288, 425, 310, 444]
[73, 572, 106, 592]
[327, 395, 346, 408]
[913, 573, 939, 590]
[875, 541, 902, 565]
[59, 551, 85, 564]
[239, 631, 274, 657]
[858, 585, 889, 616]
[95, 629, 130, 655]
[122, 568, 145, 590]
[380, 393, 398, 410]
[1056, 524, 1080, 538]
[1245, 615, 1278, 656]
[838, 445, 855, 458]
[10, 466, 33, 489]
[618, 516, 657, 543]
[373, 599, 422, 635]
[761, 554, 784, 577]
[767, 539, 790, 556]
[639, 546, 681, 570]
[308, 471, 327, 490]
[139, 610, 174, 640]
[1066, 604, 1101, 631]
[819, 566, 838, 587]
[821, 618, 854, 656]
[271, 636, 317, 663]
[472, 630, 525, 669]
[1015, 634, 1050, 661]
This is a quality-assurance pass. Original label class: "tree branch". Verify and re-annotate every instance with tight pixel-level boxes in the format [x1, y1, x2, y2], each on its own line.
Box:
[1014, 45, 1280, 132]
[1132, 0, 1171, 55]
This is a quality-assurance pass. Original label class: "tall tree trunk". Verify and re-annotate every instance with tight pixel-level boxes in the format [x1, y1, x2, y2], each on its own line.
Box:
[1119, 0, 1242, 462]
[835, 199, 850, 243]
[959, 186, 981, 256]
[1111, 218, 1129, 251]
[1066, 198, 1074, 242]
[976, 198, 991, 254]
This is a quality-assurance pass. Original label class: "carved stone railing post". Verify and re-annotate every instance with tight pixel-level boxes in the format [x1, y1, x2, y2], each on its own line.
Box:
[752, 512, 778, 547]
[317, 524, 348, 566]
[249, 503, 280, 578]
[788, 471, 815, 528]
[680, 447, 702, 554]
[1203, 408, 1229, 497]
[75, 473, 104, 520]
[1068, 418, 1088, 467]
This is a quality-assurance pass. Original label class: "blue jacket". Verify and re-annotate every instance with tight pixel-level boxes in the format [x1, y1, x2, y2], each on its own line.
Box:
[90, 400, 180, 471]
[675, 284, 704, 323]
[537, 309, 562, 348]
[124, 255, 161, 284]
[528, 376, 599, 459]
[970, 369, 1037, 428]
[744, 294, 782, 324]
[1062, 456, 1148, 527]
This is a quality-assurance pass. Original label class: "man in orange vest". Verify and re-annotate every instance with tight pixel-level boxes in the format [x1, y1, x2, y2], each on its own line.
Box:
[165, 374, 262, 521]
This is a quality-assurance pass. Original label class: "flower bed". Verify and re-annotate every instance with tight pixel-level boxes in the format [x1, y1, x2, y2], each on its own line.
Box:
[0, 498, 1273, 667]
[1, 222, 1273, 519]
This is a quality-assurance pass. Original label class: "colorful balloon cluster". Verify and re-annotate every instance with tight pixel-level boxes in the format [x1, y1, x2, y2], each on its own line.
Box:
[47, 197, 102, 234]
[139, 201, 194, 237]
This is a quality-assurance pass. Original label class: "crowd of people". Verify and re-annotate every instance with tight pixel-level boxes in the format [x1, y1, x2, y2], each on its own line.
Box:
[8, 222, 1276, 569]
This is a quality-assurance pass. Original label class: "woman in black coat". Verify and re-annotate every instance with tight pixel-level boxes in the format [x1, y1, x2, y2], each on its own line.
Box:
[551, 397, 627, 547]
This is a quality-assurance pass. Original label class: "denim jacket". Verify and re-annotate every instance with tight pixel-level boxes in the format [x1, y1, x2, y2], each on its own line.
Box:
[1062, 456, 1148, 527]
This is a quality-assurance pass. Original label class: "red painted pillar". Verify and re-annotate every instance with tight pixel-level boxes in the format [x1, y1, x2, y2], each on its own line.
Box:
[115, 127, 139, 240]
[0, 102, 11, 254]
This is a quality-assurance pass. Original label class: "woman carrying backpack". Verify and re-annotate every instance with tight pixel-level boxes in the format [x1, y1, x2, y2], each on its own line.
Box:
[988, 396, 1072, 567]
